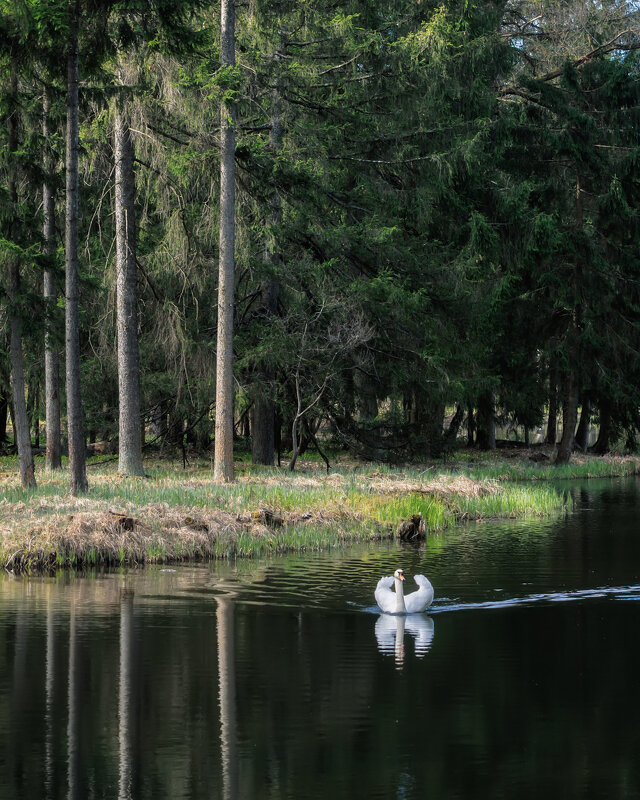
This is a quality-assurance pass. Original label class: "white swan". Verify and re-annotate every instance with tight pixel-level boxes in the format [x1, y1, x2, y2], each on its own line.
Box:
[375, 569, 434, 614]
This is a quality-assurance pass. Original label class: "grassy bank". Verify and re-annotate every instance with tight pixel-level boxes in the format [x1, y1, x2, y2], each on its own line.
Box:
[1, 450, 638, 573]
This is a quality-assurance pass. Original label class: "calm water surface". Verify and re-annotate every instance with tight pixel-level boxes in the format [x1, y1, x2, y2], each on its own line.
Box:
[1, 477, 640, 800]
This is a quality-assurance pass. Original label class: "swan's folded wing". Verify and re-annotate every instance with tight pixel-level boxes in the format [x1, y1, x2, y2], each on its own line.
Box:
[404, 575, 434, 613]
[374, 575, 396, 613]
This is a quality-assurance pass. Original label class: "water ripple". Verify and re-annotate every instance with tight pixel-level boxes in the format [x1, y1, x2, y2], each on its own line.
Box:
[430, 584, 640, 613]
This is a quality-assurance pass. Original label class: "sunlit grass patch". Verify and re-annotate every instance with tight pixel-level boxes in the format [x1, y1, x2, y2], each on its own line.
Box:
[354, 493, 451, 531]
[454, 483, 569, 519]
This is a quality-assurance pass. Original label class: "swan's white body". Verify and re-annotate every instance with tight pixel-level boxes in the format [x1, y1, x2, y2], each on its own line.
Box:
[375, 570, 434, 614]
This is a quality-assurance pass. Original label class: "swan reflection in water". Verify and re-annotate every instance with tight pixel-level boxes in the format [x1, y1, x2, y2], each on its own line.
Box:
[375, 613, 435, 667]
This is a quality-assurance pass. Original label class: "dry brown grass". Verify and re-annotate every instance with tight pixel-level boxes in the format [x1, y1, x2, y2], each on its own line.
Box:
[368, 473, 499, 499]
[0, 502, 344, 573]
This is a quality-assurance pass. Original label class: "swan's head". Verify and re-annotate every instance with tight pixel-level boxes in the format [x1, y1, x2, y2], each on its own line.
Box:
[393, 569, 405, 581]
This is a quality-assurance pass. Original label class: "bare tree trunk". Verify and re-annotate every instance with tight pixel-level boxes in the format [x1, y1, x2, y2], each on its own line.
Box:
[555, 370, 577, 464]
[466, 404, 474, 446]
[65, 0, 88, 494]
[27, 374, 40, 449]
[355, 371, 378, 422]
[115, 107, 144, 476]
[213, 0, 236, 483]
[7, 69, 36, 489]
[575, 394, 591, 451]
[444, 404, 464, 449]
[545, 363, 558, 445]
[43, 91, 62, 470]
[289, 377, 303, 472]
[475, 391, 496, 451]
[556, 177, 583, 466]
[0, 389, 8, 445]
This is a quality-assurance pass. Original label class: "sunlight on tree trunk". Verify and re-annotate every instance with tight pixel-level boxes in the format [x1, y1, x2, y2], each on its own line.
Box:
[115, 105, 145, 477]
[214, 0, 236, 483]
[43, 91, 62, 471]
[65, 0, 88, 495]
[7, 69, 36, 489]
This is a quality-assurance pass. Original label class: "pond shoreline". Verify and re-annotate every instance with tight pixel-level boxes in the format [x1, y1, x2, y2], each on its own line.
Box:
[2, 451, 639, 574]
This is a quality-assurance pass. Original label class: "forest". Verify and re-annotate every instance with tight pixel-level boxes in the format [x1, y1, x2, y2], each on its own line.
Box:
[2, 0, 640, 493]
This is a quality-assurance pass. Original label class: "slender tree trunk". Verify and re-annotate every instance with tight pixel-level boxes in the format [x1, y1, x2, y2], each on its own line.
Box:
[65, 0, 88, 494]
[0, 389, 8, 444]
[9, 302, 36, 488]
[355, 371, 378, 422]
[115, 107, 144, 476]
[475, 391, 496, 450]
[213, 0, 236, 483]
[556, 175, 583, 466]
[575, 394, 591, 451]
[27, 375, 40, 449]
[466, 404, 474, 446]
[7, 70, 36, 489]
[289, 377, 303, 472]
[555, 370, 578, 464]
[43, 91, 62, 470]
[443, 404, 464, 448]
[425, 400, 445, 457]
[545, 363, 558, 445]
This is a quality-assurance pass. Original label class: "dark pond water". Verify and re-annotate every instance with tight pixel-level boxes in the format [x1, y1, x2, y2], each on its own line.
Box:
[2, 477, 640, 800]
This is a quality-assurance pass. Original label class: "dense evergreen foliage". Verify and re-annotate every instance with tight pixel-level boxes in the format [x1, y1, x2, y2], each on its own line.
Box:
[2, 0, 640, 484]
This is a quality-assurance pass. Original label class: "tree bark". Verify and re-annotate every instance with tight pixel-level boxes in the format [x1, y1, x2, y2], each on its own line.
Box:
[43, 91, 62, 470]
[574, 394, 591, 451]
[443, 404, 464, 449]
[475, 391, 496, 450]
[7, 69, 36, 489]
[65, 0, 88, 494]
[114, 106, 144, 476]
[27, 375, 40, 449]
[466, 404, 474, 446]
[0, 389, 8, 444]
[425, 400, 445, 457]
[545, 363, 558, 445]
[555, 370, 577, 464]
[213, 0, 236, 483]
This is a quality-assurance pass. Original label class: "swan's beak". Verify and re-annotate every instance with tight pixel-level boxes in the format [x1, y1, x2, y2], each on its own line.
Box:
[397, 573, 405, 581]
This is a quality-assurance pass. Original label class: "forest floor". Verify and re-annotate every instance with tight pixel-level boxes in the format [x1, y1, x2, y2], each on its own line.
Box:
[1, 447, 639, 573]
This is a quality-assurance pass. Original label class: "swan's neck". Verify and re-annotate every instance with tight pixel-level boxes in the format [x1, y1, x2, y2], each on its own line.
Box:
[394, 577, 406, 613]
